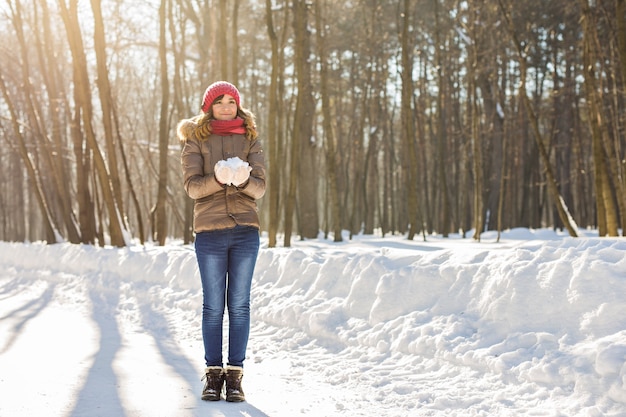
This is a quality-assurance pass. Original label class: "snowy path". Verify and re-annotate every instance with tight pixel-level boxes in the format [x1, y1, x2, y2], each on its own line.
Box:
[1, 230, 626, 416]
[0, 255, 385, 417]
[0, 244, 384, 417]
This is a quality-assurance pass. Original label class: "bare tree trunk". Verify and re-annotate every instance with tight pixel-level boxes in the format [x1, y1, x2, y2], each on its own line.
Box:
[91, 0, 126, 227]
[498, 0, 579, 237]
[2, 152, 27, 240]
[400, 0, 420, 240]
[171, 0, 193, 244]
[219, 0, 228, 79]
[596, 1, 626, 233]
[112, 107, 146, 243]
[179, 0, 210, 80]
[33, 0, 83, 243]
[151, 0, 170, 245]
[290, 0, 318, 241]
[265, 0, 281, 247]
[231, 0, 240, 84]
[0, 73, 59, 243]
[616, 0, 626, 90]
[415, 62, 431, 237]
[580, 0, 620, 236]
[496, 117, 509, 242]
[433, 0, 451, 237]
[58, 0, 127, 246]
[9, 0, 80, 243]
[362, 126, 379, 235]
[470, 80, 484, 240]
[314, 0, 342, 242]
[348, 86, 367, 238]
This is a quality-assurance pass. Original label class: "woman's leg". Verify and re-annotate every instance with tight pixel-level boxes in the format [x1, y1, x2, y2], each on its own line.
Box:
[195, 231, 229, 367]
[226, 226, 260, 367]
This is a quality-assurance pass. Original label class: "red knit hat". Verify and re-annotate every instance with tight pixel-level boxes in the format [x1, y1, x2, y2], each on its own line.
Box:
[201, 81, 241, 113]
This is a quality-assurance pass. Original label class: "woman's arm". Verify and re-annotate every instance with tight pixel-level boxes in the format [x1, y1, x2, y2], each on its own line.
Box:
[181, 138, 225, 200]
[238, 138, 266, 199]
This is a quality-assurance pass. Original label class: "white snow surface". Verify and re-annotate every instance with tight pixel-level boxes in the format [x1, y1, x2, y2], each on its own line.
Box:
[1, 228, 625, 417]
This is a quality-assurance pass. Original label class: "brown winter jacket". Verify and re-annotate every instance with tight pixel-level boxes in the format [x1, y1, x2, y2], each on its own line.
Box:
[178, 118, 266, 233]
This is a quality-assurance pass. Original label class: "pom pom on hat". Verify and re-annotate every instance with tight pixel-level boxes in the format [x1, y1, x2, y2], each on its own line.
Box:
[201, 81, 241, 113]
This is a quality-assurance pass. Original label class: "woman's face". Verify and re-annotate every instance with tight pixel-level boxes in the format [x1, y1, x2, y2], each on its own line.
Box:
[211, 94, 238, 120]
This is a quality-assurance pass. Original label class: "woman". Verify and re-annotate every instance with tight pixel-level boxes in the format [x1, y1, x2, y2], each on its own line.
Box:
[177, 81, 266, 402]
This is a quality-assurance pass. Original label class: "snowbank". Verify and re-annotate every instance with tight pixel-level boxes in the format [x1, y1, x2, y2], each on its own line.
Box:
[0, 229, 625, 416]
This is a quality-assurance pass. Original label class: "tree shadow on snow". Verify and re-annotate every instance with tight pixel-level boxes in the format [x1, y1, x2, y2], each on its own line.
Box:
[139, 301, 201, 412]
[0, 276, 28, 301]
[0, 282, 56, 355]
[359, 240, 445, 252]
[199, 401, 272, 417]
[138, 302, 271, 417]
[68, 278, 128, 417]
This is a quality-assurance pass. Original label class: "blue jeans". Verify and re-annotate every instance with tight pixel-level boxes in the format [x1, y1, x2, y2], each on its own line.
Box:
[194, 226, 260, 368]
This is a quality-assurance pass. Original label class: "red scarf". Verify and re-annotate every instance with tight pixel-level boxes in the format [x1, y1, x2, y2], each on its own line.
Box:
[210, 118, 246, 136]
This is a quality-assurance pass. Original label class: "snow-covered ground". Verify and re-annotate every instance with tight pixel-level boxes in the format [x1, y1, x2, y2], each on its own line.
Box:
[0, 228, 625, 417]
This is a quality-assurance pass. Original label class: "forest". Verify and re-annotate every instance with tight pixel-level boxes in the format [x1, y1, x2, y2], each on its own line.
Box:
[0, 0, 625, 247]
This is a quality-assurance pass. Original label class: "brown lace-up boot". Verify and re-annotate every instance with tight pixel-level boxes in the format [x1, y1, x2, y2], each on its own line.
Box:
[201, 366, 224, 401]
[224, 366, 245, 402]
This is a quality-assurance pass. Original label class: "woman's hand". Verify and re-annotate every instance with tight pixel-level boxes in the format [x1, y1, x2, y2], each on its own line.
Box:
[232, 165, 252, 187]
[214, 161, 234, 185]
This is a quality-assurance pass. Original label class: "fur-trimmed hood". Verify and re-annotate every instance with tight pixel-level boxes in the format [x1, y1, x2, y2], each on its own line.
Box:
[176, 116, 202, 143]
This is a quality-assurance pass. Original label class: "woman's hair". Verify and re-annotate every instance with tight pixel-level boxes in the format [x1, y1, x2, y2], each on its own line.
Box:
[192, 98, 258, 141]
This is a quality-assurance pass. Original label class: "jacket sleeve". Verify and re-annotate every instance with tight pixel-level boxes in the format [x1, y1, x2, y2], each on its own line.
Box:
[181, 137, 224, 200]
[239, 138, 266, 200]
